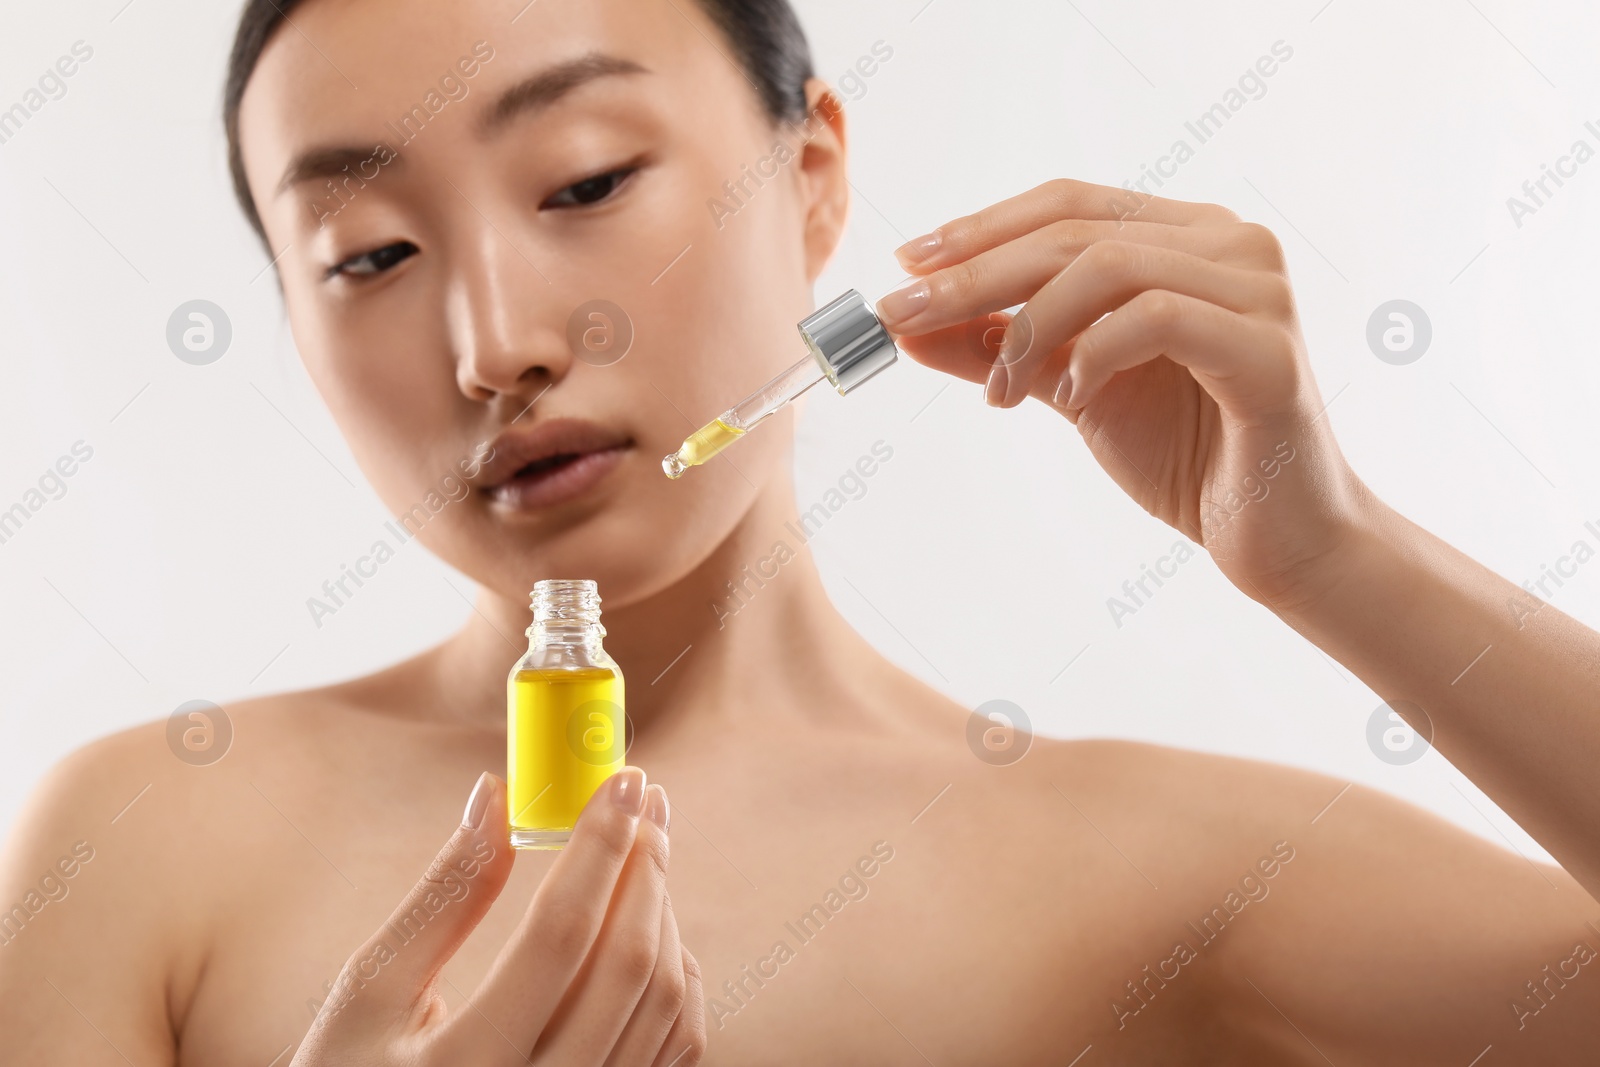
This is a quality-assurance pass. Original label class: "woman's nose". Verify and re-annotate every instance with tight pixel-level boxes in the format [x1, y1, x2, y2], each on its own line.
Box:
[447, 227, 571, 402]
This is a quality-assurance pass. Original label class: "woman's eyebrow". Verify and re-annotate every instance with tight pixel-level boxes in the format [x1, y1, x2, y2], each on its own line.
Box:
[478, 51, 651, 138]
[272, 52, 650, 198]
[276, 144, 399, 197]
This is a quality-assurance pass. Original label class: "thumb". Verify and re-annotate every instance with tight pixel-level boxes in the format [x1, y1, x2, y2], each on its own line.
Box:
[331, 772, 515, 1020]
[889, 313, 1009, 388]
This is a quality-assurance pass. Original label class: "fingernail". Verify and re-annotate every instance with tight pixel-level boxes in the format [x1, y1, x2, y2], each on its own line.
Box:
[985, 357, 1010, 407]
[875, 277, 930, 326]
[645, 785, 670, 830]
[1052, 369, 1074, 409]
[461, 771, 492, 829]
[894, 230, 942, 269]
[610, 767, 647, 817]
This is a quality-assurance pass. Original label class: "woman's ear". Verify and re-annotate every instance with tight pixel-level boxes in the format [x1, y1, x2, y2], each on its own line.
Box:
[791, 78, 849, 283]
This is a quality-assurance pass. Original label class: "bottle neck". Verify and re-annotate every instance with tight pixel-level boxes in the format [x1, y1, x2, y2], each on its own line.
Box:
[527, 579, 606, 653]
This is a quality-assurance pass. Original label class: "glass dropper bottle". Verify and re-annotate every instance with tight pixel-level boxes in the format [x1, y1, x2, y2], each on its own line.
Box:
[662, 289, 900, 478]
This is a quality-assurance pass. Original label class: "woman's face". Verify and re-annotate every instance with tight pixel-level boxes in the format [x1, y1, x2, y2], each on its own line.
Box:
[237, 0, 845, 605]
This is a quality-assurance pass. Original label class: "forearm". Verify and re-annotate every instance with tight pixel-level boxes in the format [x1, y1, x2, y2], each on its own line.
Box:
[1274, 495, 1600, 895]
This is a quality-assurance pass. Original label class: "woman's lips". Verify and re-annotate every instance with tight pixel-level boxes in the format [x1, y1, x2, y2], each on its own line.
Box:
[486, 445, 629, 510]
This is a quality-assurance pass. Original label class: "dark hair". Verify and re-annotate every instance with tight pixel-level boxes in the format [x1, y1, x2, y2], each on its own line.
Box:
[222, 0, 815, 245]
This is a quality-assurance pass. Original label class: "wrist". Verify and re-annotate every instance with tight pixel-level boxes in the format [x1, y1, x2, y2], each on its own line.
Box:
[1259, 481, 1395, 623]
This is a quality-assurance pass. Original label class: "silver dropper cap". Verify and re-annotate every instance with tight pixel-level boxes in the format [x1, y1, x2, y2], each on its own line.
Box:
[797, 289, 899, 396]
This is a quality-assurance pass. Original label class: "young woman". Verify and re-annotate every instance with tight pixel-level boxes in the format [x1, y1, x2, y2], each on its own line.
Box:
[4, 0, 1599, 1063]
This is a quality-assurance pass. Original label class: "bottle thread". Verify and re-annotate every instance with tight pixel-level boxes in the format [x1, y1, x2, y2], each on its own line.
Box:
[529, 578, 604, 644]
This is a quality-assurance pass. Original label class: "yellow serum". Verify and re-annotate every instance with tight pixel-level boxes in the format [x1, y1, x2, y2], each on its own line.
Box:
[662, 417, 745, 478]
[507, 665, 625, 848]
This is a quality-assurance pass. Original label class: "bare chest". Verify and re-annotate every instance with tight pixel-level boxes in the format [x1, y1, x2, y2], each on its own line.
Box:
[174, 776, 1219, 1067]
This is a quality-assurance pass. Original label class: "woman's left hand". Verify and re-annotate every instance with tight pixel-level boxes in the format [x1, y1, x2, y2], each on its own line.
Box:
[874, 178, 1370, 613]
[875, 179, 1600, 943]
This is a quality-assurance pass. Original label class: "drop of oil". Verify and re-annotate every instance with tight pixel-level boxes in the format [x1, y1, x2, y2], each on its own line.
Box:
[662, 452, 688, 479]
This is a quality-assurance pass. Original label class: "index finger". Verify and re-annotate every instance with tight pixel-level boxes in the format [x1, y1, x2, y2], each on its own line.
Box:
[454, 766, 650, 1047]
[315, 772, 516, 1031]
[891, 178, 1240, 273]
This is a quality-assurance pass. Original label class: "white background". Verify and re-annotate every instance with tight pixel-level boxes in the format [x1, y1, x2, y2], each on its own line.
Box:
[4, 0, 1598, 866]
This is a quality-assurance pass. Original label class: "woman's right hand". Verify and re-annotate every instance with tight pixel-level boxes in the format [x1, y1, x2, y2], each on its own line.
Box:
[291, 768, 704, 1067]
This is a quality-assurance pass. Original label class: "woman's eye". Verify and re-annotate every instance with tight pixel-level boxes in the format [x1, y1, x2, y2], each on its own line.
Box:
[327, 241, 419, 280]
[321, 168, 634, 280]
[544, 167, 636, 209]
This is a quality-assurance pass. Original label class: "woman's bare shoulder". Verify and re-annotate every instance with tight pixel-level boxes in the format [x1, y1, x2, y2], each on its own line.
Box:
[0, 665, 426, 1062]
[1, 680, 362, 893]
[1005, 734, 1557, 889]
[11, 672, 388, 824]
[1025, 734, 1351, 811]
[1023, 734, 1593, 941]
[5, 651, 445, 888]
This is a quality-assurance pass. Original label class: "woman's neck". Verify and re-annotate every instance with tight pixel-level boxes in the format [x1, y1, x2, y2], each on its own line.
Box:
[424, 473, 883, 739]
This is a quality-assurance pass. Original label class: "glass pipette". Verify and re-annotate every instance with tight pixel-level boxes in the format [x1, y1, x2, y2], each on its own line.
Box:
[662, 289, 899, 479]
[661, 355, 828, 477]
